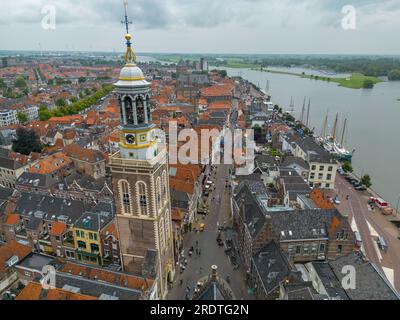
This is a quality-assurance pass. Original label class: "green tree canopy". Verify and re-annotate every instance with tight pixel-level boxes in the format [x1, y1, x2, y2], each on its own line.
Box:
[342, 161, 353, 173]
[12, 127, 42, 155]
[17, 112, 28, 124]
[55, 98, 66, 107]
[361, 174, 372, 188]
[388, 69, 400, 81]
[14, 76, 27, 88]
[78, 76, 87, 83]
[363, 79, 374, 89]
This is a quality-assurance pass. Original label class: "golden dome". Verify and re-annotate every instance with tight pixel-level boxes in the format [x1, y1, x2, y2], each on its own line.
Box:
[125, 33, 132, 41]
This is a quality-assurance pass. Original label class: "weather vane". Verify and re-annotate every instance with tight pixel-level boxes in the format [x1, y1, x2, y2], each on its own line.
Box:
[121, 0, 136, 64]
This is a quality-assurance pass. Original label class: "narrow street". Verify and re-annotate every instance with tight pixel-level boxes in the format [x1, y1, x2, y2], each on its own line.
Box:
[333, 175, 400, 291]
[167, 164, 251, 300]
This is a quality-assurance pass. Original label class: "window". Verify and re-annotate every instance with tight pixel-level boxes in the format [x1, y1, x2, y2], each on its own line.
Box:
[162, 171, 168, 203]
[119, 180, 132, 215]
[311, 165, 316, 171]
[137, 181, 149, 215]
[319, 166, 324, 171]
[327, 174, 332, 180]
[303, 244, 309, 255]
[156, 177, 162, 210]
[337, 245, 343, 254]
[165, 209, 171, 240]
[310, 173, 315, 179]
[325, 183, 330, 188]
[295, 245, 302, 255]
[311, 244, 318, 254]
[76, 230, 80, 237]
[318, 173, 323, 180]
[319, 243, 326, 254]
[90, 243, 99, 253]
[89, 233, 93, 240]
[77, 241, 86, 249]
[159, 217, 165, 251]
[328, 166, 333, 172]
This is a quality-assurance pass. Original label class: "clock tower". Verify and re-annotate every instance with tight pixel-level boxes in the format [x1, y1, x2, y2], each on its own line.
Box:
[110, 1, 175, 299]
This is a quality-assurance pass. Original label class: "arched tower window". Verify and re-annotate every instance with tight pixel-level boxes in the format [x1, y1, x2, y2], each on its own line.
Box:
[136, 181, 149, 216]
[159, 216, 165, 251]
[156, 177, 162, 211]
[124, 96, 134, 125]
[146, 96, 151, 122]
[165, 209, 171, 241]
[162, 170, 168, 204]
[136, 96, 145, 124]
[119, 180, 132, 215]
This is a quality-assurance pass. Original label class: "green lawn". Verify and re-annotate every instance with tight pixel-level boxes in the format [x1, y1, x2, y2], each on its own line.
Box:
[225, 60, 261, 69]
[262, 69, 382, 89]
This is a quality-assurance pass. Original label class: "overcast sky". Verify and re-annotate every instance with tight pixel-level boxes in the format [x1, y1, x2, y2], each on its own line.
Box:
[1, 0, 399, 54]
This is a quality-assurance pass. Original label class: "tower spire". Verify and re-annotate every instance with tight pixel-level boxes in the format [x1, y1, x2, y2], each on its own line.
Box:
[121, 0, 136, 64]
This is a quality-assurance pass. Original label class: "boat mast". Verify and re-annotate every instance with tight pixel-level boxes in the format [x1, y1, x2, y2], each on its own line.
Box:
[321, 110, 328, 139]
[332, 113, 339, 141]
[300, 97, 306, 124]
[340, 118, 347, 147]
[306, 98, 311, 128]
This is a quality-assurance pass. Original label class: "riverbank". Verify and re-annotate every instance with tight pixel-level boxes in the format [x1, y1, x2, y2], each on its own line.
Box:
[255, 69, 382, 89]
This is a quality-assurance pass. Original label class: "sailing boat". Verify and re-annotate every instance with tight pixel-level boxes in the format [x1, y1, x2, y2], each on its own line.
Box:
[322, 113, 354, 162]
[332, 118, 354, 162]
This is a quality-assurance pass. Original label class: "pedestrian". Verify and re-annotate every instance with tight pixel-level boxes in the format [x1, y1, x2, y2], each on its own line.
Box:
[198, 248, 201, 256]
[196, 240, 199, 247]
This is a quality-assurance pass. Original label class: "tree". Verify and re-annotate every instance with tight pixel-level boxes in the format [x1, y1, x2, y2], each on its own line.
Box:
[17, 112, 28, 124]
[388, 69, 400, 81]
[14, 76, 27, 88]
[363, 79, 374, 89]
[12, 127, 42, 155]
[342, 161, 353, 173]
[361, 175, 372, 188]
[55, 98, 66, 107]
[78, 77, 87, 83]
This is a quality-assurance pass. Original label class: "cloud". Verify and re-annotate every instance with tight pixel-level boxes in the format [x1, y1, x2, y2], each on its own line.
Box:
[0, 0, 399, 53]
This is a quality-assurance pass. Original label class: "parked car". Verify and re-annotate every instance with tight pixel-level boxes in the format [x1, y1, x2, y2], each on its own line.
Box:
[334, 197, 341, 204]
[351, 180, 361, 187]
[355, 186, 367, 191]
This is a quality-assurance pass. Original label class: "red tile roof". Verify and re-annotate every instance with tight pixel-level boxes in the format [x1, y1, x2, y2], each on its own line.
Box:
[49, 222, 67, 236]
[4, 214, 20, 226]
[16, 282, 97, 300]
[0, 241, 32, 274]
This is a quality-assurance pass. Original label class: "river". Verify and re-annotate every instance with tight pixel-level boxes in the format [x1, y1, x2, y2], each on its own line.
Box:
[220, 66, 400, 207]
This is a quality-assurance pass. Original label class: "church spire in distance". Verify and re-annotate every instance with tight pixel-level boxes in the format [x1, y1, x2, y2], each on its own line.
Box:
[121, 0, 136, 64]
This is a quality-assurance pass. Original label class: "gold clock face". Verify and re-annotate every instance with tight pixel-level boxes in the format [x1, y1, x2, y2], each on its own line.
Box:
[125, 134, 136, 144]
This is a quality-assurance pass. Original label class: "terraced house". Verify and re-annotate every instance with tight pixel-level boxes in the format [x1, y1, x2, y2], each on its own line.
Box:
[73, 204, 114, 266]
[292, 137, 338, 190]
